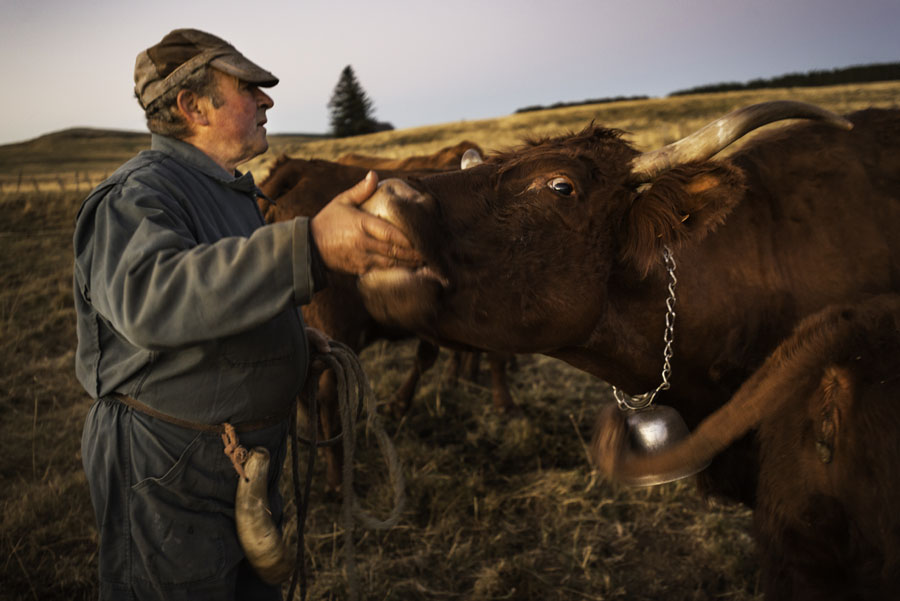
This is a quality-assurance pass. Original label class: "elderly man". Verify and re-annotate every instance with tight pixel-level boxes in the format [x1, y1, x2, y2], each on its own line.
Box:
[73, 29, 419, 600]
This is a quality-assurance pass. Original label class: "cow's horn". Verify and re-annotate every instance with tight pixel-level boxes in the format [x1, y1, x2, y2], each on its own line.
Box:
[629, 101, 853, 183]
[235, 447, 293, 585]
[461, 148, 484, 170]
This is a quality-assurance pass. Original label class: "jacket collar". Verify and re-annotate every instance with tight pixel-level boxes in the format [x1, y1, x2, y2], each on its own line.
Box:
[151, 134, 259, 195]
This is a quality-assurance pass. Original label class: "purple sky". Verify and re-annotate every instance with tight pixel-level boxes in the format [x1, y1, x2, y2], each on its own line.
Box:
[1, 0, 898, 145]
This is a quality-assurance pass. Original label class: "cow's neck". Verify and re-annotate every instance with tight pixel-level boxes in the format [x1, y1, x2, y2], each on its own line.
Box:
[550, 263, 676, 393]
[550, 251, 748, 416]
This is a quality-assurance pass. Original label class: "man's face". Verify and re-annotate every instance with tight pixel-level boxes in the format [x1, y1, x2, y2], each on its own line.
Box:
[204, 70, 274, 168]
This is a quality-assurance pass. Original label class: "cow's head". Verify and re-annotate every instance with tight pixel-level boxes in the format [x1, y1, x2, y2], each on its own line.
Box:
[357, 102, 851, 356]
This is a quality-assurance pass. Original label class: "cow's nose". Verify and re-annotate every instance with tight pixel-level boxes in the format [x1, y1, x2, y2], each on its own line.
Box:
[377, 178, 432, 206]
[362, 178, 434, 224]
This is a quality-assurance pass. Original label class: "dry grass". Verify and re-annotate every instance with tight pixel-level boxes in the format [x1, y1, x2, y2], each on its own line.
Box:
[288, 344, 760, 600]
[0, 190, 96, 600]
[1, 83, 898, 600]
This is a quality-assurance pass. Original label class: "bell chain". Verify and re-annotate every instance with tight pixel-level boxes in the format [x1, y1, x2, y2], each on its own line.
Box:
[613, 246, 677, 411]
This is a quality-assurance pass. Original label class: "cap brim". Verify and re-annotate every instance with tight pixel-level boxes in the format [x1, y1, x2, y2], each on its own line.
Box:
[211, 53, 278, 87]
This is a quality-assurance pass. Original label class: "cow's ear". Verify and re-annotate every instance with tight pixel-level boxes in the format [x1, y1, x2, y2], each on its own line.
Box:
[621, 161, 745, 277]
[809, 366, 853, 465]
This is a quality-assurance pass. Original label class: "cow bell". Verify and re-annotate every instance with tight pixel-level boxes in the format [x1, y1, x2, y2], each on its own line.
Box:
[622, 404, 709, 486]
[625, 404, 689, 453]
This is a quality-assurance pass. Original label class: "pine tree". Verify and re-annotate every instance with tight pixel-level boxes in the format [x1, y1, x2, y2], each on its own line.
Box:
[327, 65, 379, 138]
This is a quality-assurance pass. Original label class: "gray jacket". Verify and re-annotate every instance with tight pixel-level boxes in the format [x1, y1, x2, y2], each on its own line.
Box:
[73, 134, 315, 424]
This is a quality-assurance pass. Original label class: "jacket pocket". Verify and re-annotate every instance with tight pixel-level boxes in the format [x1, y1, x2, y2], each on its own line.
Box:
[129, 433, 241, 587]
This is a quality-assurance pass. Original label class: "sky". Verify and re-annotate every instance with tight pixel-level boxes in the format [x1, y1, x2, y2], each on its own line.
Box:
[1, 0, 898, 146]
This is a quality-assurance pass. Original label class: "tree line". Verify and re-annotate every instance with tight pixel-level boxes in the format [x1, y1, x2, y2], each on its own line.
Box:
[515, 95, 651, 114]
[512, 62, 899, 113]
[669, 61, 900, 96]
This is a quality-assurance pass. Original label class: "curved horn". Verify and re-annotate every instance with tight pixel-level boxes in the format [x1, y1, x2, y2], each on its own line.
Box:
[629, 100, 853, 183]
[235, 447, 293, 585]
[460, 148, 484, 170]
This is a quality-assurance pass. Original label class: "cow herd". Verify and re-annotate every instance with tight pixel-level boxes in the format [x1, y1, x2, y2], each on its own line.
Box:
[258, 102, 900, 600]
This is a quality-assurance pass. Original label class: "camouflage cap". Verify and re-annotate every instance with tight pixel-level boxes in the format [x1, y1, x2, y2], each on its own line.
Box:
[134, 28, 278, 109]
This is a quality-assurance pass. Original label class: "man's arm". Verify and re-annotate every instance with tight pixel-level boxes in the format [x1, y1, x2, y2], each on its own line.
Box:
[79, 182, 313, 351]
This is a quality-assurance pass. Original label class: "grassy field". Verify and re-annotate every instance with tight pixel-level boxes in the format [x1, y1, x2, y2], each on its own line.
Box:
[1, 82, 898, 600]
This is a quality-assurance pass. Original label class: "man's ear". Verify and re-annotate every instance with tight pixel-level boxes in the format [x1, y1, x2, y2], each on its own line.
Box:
[176, 89, 211, 128]
[620, 161, 746, 277]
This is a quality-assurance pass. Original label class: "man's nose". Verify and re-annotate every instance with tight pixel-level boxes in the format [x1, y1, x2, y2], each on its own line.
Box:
[255, 88, 274, 109]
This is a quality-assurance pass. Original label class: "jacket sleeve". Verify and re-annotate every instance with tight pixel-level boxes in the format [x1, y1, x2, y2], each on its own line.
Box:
[77, 174, 316, 351]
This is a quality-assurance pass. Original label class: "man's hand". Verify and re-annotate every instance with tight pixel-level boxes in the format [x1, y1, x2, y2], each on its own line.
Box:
[310, 171, 423, 275]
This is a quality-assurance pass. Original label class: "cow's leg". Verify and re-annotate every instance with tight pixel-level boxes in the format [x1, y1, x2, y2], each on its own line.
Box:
[488, 352, 516, 413]
[444, 350, 482, 387]
[389, 340, 439, 417]
[312, 369, 343, 492]
[460, 350, 481, 382]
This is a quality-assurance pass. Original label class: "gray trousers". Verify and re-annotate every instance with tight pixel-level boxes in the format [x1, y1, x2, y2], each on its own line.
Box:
[82, 397, 289, 600]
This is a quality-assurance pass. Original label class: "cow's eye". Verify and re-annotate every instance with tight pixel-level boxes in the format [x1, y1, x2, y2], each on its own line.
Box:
[548, 176, 575, 196]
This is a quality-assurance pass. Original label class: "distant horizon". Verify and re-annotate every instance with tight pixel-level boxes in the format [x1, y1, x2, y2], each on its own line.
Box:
[6, 59, 898, 148]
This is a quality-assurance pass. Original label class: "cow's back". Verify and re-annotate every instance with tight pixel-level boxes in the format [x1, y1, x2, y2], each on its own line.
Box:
[676, 108, 900, 396]
[738, 108, 900, 305]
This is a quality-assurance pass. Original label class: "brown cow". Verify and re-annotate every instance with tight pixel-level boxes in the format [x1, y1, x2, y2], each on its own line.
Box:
[336, 140, 483, 171]
[592, 294, 900, 599]
[352, 102, 900, 598]
[257, 152, 513, 489]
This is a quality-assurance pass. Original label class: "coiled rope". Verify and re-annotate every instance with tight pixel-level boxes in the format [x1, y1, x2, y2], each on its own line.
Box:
[288, 340, 407, 601]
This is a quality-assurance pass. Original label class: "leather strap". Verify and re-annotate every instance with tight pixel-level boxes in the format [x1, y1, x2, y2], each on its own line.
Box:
[113, 393, 288, 433]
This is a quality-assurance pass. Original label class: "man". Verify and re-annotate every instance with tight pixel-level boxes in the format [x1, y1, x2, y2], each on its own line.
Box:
[73, 28, 419, 600]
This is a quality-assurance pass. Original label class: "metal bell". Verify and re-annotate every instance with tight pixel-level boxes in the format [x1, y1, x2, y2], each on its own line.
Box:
[623, 404, 710, 486]
[625, 404, 689, 453]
